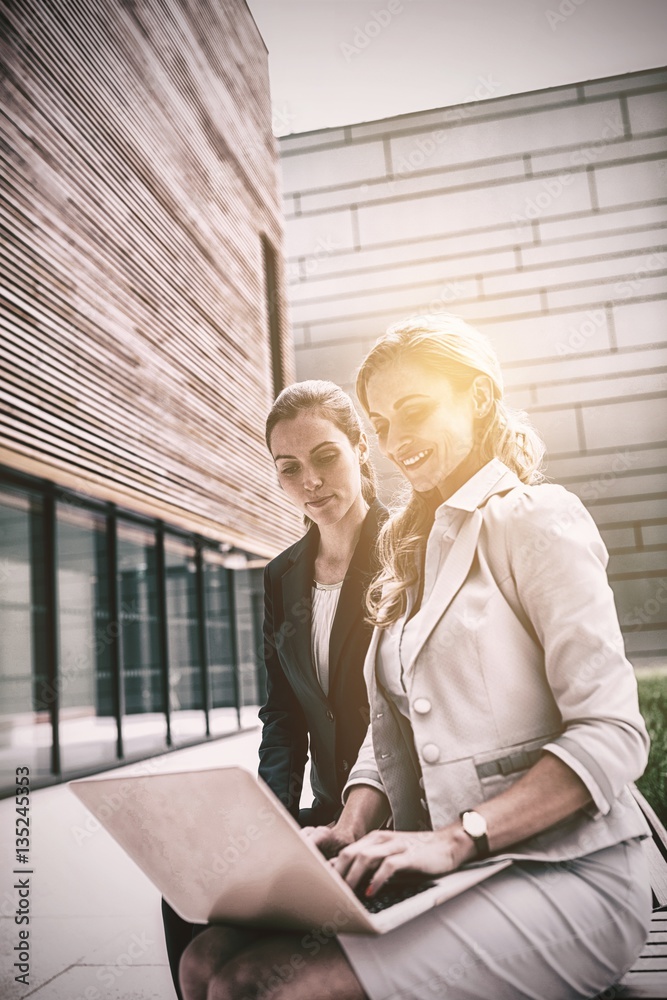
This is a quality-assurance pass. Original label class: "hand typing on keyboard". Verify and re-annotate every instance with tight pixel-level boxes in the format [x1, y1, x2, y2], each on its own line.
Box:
[353, 869, 437, 913]
[328, 827, 477, 898]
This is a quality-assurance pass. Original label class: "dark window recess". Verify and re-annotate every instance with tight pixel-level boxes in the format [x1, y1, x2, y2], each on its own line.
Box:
[261, 234, 285, 398]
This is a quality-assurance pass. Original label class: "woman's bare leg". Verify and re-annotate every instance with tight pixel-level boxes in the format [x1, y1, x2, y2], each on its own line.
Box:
[181, 926, 368, 1000]
[179, 924, 265, 1000]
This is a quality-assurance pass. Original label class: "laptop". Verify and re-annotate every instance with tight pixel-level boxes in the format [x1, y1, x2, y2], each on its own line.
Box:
[70, 765, 511, 935]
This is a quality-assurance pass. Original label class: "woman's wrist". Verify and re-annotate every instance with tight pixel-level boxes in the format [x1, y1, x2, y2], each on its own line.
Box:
[332, 817, 364, 845]
[440, 821, 478, 867]
[337, 784, 391, 842]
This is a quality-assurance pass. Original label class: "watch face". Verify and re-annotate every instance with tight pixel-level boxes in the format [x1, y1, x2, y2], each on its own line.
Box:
[463, 811, 487, 838]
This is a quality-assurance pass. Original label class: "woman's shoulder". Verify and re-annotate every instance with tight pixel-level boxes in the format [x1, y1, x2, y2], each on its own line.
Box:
[482, 480, 605, 561]
[485, 480, 584, 521]
[265, 529, 315, 580]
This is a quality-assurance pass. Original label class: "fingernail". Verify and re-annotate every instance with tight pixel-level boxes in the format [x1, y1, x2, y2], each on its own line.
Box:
[364, 884, 374, 897]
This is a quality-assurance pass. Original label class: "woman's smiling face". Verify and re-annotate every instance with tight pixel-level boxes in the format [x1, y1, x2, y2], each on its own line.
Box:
[365, 360, 480, 498]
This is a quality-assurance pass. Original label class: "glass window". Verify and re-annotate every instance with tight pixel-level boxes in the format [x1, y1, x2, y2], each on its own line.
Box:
[251, 581, 267, 709]
[117, 521, 166, 755]
[204, 551, 240, 736]
[0, 487, 52, 790]
[234, 567, 266, 715]
[165, 534, 206, 744]
[57, 502, 118, 772]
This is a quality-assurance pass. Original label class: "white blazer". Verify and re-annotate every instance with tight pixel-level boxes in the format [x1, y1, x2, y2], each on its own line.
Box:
[344, 459, 651, 862]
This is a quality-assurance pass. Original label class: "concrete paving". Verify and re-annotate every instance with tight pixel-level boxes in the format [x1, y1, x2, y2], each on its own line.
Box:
[0, 713, 271, 1000]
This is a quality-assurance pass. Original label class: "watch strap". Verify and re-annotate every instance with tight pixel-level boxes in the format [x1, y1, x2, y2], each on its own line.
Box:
[459, 810, 490, 860]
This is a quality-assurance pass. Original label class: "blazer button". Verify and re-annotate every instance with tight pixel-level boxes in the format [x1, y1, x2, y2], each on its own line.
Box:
[422, 743, 440, 764]
[412, 697, 432, 715]
[326, 710, 334, 722]
[376, 712, 383, 719]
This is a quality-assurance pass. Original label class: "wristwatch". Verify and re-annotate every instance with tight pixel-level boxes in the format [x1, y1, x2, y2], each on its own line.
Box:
[459, 809, 490, 859]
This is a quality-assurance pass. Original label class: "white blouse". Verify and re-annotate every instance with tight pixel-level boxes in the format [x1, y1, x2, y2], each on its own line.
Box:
[376, 504, 466, 717]
[310, 580, 343, 695]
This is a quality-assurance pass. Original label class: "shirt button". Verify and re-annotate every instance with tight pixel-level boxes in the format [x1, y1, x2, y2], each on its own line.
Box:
[418, 777, 425, 789]
[341, 759, 349, 772]
[326, 710, 334, 722]
[412, 697, 432, 715]
[420, 797, 428, 811]
[422, 743, 440, 764]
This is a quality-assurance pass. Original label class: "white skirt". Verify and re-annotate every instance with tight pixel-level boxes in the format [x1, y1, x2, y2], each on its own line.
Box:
[337, 838, 652, 1000]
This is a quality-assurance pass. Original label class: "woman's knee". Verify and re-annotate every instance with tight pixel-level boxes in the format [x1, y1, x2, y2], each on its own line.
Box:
[179, 928, 223, 1000]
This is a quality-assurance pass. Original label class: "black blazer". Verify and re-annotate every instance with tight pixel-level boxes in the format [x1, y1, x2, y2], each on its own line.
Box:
[258, 499, 387, 824]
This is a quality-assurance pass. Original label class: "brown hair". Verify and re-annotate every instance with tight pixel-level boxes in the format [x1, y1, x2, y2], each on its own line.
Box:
[266, 380, 377, 526]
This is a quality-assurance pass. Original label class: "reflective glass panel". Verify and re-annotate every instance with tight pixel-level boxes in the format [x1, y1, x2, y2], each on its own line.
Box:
[117, 521, 166, 755]
[57, 502, 118, 772]
[203, 551, 239, 736]
[0, 487, 52, 789]
[165, 534, 205, 743]
[233, 567, 266, 709]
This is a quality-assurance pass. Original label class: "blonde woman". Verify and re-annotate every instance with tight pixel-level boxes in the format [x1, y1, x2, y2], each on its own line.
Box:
[181, 317, 652, 1000]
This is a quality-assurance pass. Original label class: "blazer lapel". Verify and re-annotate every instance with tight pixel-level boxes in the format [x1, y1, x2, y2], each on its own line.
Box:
[401, 507, 485, 676]
[328, 500, 386, 693]
[279, 528, 327, 703]
[399, 465, 522, 680]
[363, 625, 382, 700]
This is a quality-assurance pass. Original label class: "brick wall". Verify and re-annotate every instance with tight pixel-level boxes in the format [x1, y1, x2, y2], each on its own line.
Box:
[279, 66, 667, 663]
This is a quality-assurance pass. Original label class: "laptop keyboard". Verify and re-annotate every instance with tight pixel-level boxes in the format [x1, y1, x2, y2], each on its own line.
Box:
[356, 870, 436, 914]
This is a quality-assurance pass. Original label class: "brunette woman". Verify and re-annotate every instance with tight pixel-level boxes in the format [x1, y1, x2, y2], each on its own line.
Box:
[164, 380, 386, 997]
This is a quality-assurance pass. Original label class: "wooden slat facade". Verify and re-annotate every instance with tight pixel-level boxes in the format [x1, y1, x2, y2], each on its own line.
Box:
[0, 0, 302, 556]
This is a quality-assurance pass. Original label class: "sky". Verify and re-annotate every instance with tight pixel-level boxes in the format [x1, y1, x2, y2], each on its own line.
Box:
[245, 0, 667, 136]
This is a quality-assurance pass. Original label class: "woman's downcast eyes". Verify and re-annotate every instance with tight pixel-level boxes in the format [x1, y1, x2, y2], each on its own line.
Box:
[277, 451, 339, 476]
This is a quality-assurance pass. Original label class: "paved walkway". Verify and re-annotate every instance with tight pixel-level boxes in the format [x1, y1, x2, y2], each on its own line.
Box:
[1, 717, 267, 1000]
